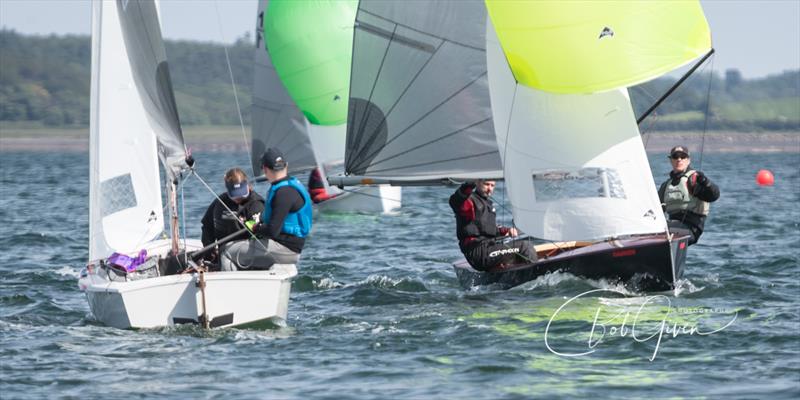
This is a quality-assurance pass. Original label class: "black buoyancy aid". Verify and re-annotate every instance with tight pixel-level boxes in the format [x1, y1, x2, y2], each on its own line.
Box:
[456, 192, 498, 246]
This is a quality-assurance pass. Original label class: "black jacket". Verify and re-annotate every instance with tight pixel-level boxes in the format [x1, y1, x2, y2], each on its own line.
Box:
[201, 191, 265, 247]
[658, 168, 720, 231]
[253, 177, 307, 253]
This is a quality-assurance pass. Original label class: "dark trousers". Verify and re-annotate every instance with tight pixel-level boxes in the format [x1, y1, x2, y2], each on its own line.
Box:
[463, 238, 537, 272]
[668, 220, 702, 245]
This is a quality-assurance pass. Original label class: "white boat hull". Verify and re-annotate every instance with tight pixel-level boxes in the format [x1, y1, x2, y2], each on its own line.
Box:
[79, 240, 297, 329]
[315, 185, 401, 214]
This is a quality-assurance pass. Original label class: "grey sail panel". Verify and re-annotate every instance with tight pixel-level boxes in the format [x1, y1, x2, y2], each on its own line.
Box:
[250, 0, 317, 176]
[345, 0, 501, 179]
[115, 0, 187, 179]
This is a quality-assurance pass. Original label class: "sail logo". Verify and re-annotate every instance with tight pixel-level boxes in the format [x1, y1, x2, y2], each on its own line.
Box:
[643, 209, 656, 220]
[599, 27, 614, 39]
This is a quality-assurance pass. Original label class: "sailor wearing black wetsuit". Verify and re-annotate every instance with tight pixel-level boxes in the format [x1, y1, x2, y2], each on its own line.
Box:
[658, 146, 720, 245]
[449, 180, 537, 271]
[220, 148, 312, 270]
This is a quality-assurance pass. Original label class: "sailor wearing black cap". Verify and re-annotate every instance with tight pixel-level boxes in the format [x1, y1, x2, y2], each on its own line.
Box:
[658, 146, 720, 245]
[200, 168, 265, 264]
[220, 148, 313, 270]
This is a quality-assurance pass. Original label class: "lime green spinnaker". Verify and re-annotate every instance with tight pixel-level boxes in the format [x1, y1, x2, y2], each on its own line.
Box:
[485, 0, 712, 94]
[264, 0, 357, 125]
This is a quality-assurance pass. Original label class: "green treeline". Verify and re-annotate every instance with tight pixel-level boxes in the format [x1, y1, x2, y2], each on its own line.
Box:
[1, 29, 798, 131]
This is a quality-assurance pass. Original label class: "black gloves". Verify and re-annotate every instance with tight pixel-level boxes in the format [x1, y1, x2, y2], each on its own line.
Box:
[694, 171, 708, 186]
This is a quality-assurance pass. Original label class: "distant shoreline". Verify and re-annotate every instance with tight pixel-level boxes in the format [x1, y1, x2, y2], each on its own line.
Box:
[1, 126, 798, 153]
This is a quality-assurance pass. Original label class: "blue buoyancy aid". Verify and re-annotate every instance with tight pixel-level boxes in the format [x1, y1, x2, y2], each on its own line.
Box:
[262, 177, 313, 238]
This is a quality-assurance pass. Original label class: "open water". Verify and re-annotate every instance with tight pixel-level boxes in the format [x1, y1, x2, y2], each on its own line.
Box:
[1, 149, 798, 399]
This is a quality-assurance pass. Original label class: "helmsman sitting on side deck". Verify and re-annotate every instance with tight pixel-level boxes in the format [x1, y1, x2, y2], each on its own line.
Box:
[449, 180, 537, 271]
[220, 148, 313, 271]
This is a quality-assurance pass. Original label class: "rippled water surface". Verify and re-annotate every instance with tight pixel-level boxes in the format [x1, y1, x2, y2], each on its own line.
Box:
[1, 150, 798, 399]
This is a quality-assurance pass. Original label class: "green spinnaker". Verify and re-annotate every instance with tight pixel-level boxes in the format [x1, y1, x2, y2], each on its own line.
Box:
[264, 0, 357, 125]
[485, 0, 712, 94]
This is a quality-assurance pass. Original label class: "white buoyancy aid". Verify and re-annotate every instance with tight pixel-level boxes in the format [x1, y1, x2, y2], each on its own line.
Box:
[664, 170, 710, 216]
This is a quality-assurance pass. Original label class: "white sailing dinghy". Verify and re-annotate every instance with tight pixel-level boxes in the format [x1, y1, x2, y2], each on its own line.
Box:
[332, 0, 713, 291]
[252, 0, 400, 214]
[78, 0, 295, 329]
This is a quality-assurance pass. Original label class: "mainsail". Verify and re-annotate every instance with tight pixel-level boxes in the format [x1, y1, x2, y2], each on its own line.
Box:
[89, 0, 186, 260]
[337, 0, 502, 183]
[485, 0, 712, 241]
[251, 0, 316, 176]
[114, 0, 188, 180]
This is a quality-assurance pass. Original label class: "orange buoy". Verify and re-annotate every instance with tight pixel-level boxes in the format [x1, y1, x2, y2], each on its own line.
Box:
[756, 169, 775, 186]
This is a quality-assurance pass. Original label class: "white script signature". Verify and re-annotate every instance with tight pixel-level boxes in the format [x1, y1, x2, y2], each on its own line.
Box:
[544, 289, 738, 361]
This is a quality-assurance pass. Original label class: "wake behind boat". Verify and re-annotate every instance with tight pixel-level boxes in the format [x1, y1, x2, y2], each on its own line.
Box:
[78, 0, 295, 329]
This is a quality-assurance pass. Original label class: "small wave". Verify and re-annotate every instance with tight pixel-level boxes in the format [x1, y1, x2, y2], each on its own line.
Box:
[352, 274, 429, 292]
[53, 266, 81, 278]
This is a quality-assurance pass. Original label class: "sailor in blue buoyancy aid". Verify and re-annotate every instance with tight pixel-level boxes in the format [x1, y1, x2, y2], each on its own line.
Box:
[658, 146, 720, 245]
[220, 148, 313, 270]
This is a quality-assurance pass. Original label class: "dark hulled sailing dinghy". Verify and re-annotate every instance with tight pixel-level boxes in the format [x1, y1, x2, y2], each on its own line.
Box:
[331, 0, 712, 292]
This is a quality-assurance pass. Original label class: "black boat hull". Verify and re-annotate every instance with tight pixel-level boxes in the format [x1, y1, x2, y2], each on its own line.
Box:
[453, 233, 691, 292]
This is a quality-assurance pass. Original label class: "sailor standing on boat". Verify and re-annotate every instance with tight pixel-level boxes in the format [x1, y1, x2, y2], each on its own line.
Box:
[200, 168, 265, 264]
[449, 180, 537, 271]
[220, 148, 313, 271]
[658, 146, 720, 245]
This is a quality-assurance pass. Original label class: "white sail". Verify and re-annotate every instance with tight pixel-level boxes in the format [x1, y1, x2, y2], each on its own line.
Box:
[250, 0, 317, 176]
[89, 0, 165, 261]
[486, 19, 668, 241]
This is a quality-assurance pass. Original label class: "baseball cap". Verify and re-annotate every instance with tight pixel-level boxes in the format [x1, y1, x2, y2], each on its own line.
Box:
[225, 180, 249, 198]
[669, 146, 690, 158]
[260, 147, 287, 170]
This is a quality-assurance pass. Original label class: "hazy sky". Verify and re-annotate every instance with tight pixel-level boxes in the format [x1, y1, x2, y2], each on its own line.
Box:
[1, 0, 798, 78]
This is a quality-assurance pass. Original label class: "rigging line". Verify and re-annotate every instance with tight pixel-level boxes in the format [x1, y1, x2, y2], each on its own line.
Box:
[367, 117, 492, 168]
[697, 56, 715, 171]
[213, 0, 250, 158]
[347, 39, 445, 169]
[190, 170, 269, 253]
[358, 9, 486, 52]
[351, 71, 489, 173]
[364, 150, 499, 175]
[349, 24, 399, 172]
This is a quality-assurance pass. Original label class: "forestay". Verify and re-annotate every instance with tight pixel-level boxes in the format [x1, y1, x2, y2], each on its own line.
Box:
[251, 0, 316, 176]
[89, 0, 181, 261]
[342, 0, 502, 182]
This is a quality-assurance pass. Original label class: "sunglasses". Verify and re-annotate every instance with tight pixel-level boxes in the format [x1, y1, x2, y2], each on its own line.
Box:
[670, 154, 688, 160]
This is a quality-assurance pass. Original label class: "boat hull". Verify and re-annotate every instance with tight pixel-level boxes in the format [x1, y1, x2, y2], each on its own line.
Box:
[453, 233, 690, 292]
[315, 185, 401, 214]
[79, 240, 297, 329]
